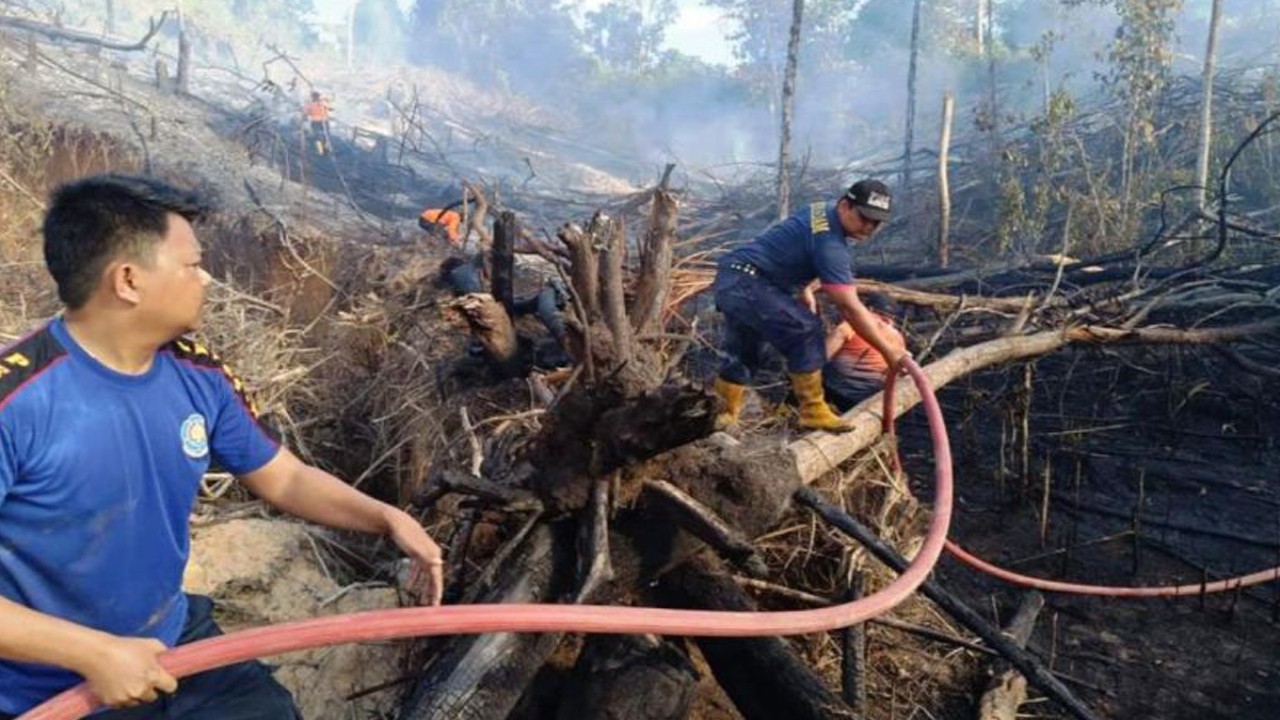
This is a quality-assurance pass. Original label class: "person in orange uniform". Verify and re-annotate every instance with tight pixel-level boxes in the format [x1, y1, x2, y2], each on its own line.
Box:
[303, 91, 332, 155]
[419, 207, 463, 246]
[822, 296, 907, 412]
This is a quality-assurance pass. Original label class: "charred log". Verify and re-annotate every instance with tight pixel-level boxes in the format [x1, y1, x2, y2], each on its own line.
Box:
[492, 211, 517, 313]
[795, 488, 1101, 720]
[555, 635, 699, 720]
[399, 522, 574, 720]
[659, 556, 859, 720]
[529, 385, 715, 511]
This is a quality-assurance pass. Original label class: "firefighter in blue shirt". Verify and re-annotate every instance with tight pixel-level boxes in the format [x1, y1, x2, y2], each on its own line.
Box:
[0, 175, 445, 718]
[712, 179, 909, 431]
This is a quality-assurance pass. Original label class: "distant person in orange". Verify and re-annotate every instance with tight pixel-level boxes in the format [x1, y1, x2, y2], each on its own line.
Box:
[419, 207, 462, 246]
[303, 91, 331, 155]
[822, 296, 907, 411]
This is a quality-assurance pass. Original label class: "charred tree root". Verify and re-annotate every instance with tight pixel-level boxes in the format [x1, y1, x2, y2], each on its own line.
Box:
[659, 556, 860, 720]
[795, 487, 1102, 720]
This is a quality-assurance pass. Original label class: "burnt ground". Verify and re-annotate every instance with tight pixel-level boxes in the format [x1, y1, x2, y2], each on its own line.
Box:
[898, 345, 1280, 720]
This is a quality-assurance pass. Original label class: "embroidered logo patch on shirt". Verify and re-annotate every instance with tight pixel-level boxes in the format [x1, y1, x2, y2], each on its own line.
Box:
[810, 202, 830, 233]
[180, 413, 209, 459]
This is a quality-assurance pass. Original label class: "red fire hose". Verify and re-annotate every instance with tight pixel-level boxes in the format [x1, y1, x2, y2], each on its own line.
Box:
[879, 369, 1280, 598]
[21, 359, 954, 720]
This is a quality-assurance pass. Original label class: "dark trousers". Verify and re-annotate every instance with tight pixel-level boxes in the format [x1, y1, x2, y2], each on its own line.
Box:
[714, 268, 825, 384]
[446, 259, 566, 340]
[445, 255, 486, 294]
[823, 358, 885, 412]
[2, 596, 301, 720]
[308, 121, 329, 152]
[512, 283, 567, 340]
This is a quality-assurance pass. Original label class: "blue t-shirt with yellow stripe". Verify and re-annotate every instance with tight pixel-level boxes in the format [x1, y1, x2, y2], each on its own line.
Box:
[721, 201, 854, 291]
[0, 318, 279, 714]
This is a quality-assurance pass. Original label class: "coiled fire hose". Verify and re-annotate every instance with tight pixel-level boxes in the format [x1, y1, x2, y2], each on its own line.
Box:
[879, 368, 1280, 597]
[22, 359, 953, 720]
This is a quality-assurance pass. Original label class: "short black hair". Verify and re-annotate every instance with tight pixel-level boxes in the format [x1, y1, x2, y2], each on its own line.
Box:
[860, 292, 895, 315]
[42, 174, 209, 309]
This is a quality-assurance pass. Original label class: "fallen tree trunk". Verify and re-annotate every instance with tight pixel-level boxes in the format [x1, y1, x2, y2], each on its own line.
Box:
[791, 319, 1280, 483]
[410, 314, 1271, 717]
[0, 12, 170, 51]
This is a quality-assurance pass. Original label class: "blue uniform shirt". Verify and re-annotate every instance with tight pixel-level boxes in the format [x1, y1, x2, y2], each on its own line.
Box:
[722, 202, 854, 291]
[0, 319, 279, 714]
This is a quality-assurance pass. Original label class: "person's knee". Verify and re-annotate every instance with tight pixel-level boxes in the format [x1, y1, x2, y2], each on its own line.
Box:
[787, 334, 826, 375]
[203, 661, 301, 719]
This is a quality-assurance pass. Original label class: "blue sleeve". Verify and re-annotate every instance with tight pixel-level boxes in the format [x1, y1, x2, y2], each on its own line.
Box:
[207, 370, 280, 476]
[812, 233, 854, 285]
[0, 424, 15, 504]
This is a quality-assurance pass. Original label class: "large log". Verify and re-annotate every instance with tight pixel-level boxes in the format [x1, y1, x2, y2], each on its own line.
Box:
[660, 556, 858, 720]
[790, 320, 1279, 484]
[399, 522, 572, 720]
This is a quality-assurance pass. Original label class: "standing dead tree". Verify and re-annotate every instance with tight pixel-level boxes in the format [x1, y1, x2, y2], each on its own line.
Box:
[775, 0, 805, 220]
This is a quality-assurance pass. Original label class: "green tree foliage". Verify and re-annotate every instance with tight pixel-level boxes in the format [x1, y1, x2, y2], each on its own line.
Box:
[583, 0, 677, 71]
[1098, 0, 1183, 236]
[86, 0, 319, 54]
[407, 0, 589, 92]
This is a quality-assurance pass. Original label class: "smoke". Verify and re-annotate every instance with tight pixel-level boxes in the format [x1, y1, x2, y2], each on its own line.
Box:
[345, 0, 1280, 186]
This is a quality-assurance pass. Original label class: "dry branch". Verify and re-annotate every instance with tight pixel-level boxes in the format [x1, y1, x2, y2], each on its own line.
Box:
[978, 591, 1045, 720]
[0, 11, 169, 51]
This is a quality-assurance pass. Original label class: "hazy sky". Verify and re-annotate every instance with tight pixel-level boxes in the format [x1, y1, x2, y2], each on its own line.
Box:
[310, 0, 737, 66]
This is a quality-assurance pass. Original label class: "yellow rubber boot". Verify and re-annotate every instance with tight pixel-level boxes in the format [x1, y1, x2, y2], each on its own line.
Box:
[713, 377, 748, 428]
[790, 370, 853, 432]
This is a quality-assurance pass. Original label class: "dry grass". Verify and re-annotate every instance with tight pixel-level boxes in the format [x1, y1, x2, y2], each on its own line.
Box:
[744, 439, 985, 719]
[0, 98, 57, 343]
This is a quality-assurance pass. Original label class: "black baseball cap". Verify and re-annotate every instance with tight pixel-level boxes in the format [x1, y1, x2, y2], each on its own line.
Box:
[844, 179, 892, 222]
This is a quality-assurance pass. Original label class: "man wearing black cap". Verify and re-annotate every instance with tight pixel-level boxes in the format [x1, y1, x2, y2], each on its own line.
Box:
[711, 179, 908, 431]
